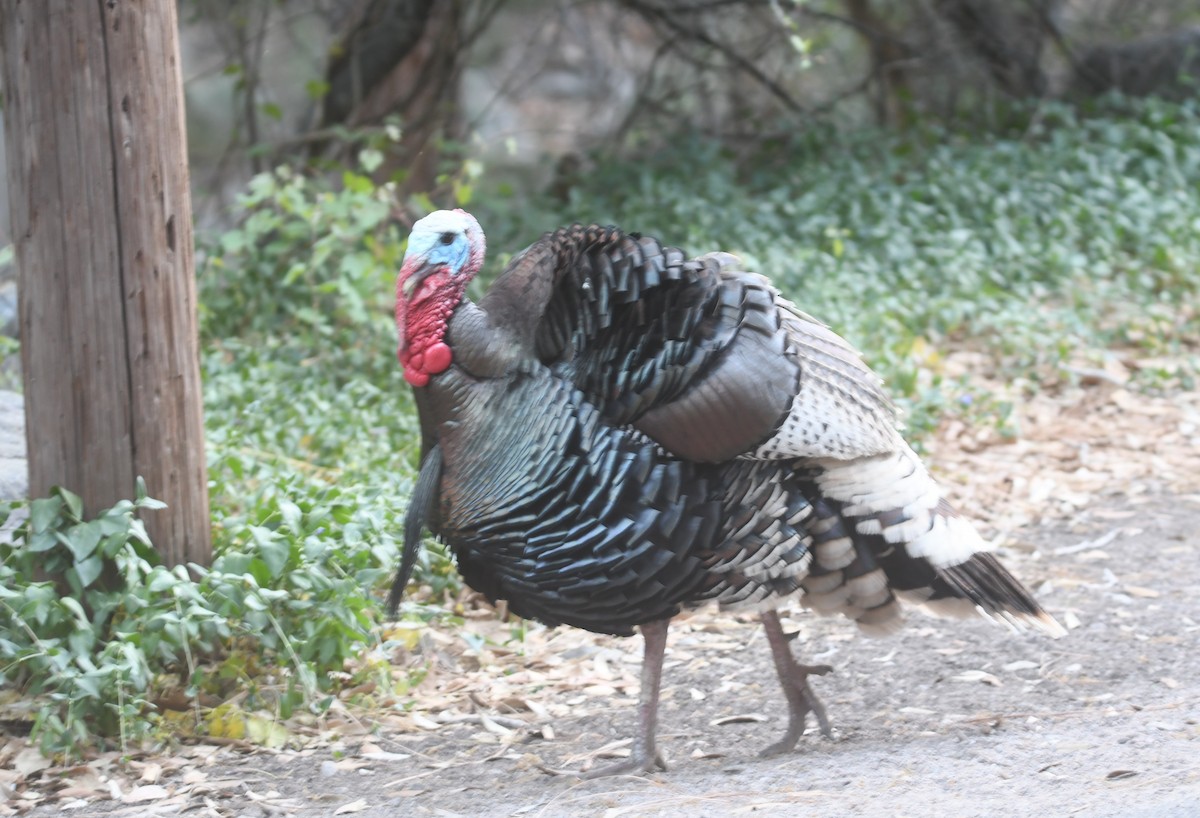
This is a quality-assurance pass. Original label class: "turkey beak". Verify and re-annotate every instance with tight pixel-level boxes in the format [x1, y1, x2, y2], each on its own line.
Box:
[400, 259, 439, 300]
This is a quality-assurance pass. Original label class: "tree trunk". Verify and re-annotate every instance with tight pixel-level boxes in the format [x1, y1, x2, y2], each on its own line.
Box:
[936, 0, 1057, 98]
[0, 0, 211, 567]
[843, 0, 914, 127]
[312, 0, 462, 196]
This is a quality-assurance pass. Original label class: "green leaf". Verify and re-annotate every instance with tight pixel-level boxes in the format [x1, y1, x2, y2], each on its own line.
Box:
[98, 533, 130, 559]
[27, 529, 58, 553]
[135, 477, 168, 510]
[64, 521, 104, 562]
[359, 148, 383, 174]
[453, 182, 473, 207]
[250, 526, 289, 579]
[246, 715, 289, 748]
[73, 673, 103, 700]
[342, 171, 373, 194]
[72, 555, 104, 589]
[305, 80, 330, 100]
[128, 519, 151, 547]
[96, 516, 129, 537]
[56, 487, 84, 520]
[147, 569, 177, 594]
[61, 596, 89, 624]
[411, 192, 435, 215]
[282, 262, 308, 286]
[260, 102, 283, 121]
[30, 497, 62, 534]
[219, 230, 246, 255]
[68, 627, 95, 656]
[279, 501, 302, 532]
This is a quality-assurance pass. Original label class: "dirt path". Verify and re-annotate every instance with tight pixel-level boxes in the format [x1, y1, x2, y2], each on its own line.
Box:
[7, 383, 1200, 818]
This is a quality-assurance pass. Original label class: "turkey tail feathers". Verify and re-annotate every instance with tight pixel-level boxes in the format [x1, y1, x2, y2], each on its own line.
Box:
[387, 445, 444, 616]
[811, 445, 1065, 638]
[800, 499, 904, 634]
[930, 551, 1067, 637]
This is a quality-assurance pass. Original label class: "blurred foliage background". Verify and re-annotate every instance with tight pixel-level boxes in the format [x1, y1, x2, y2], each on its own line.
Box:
[168, 0, 1200, 220]
[1, 0, 1199, 756]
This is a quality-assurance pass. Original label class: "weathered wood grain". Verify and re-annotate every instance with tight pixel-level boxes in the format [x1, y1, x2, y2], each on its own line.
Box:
[0, 0, 211, 566]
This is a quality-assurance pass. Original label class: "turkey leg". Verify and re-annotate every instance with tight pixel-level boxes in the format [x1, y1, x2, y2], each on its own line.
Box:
[759, 609, 833, 756]
[581, 618, 670, 778]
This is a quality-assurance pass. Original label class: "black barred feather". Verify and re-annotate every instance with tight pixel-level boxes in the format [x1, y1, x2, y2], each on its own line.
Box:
[386, 445, 443, 615]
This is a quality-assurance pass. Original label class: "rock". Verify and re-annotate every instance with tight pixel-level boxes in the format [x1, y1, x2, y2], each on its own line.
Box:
[1073, 28, 1200, 99]
[0, 280, 15, 339]
[0, 389, 27, 500]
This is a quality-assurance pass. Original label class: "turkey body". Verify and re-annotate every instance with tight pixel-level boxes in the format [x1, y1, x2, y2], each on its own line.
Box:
[391, 214, 1061, 776]
[418, 364, 724, 633]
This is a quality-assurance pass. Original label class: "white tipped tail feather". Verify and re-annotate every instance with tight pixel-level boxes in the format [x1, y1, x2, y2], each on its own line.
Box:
[808, 443, 1065, 638]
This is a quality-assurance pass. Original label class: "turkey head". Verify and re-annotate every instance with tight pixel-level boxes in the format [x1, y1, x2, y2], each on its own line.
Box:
[395, 209, 486, 387]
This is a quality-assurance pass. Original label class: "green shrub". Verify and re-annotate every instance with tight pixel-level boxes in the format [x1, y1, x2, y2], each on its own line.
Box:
[0, 486, 218, 753]
[0, 477, 452, 756]
[199, 162, 401, 354]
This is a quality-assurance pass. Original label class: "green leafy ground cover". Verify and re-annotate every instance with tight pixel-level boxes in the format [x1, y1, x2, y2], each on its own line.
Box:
[1, 99, 1197, 757]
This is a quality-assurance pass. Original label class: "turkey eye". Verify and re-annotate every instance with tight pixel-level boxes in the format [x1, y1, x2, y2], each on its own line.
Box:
[439, 232, 456, 246]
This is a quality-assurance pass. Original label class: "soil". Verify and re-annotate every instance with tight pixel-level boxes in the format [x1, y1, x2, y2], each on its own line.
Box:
[6, 382, 1200, 818]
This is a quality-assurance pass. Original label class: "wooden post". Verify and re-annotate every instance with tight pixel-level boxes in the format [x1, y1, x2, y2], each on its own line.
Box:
[0, 0, 211, 566]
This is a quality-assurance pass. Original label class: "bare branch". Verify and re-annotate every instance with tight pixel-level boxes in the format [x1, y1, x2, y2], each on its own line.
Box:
[621, 0, 807, 116]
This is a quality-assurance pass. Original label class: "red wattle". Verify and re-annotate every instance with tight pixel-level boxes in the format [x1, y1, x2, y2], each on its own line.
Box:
[425, 342, 452, 374]
[397, 268, 468, 390]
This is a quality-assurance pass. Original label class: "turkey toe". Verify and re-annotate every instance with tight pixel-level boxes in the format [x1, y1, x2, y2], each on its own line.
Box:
[580, 749, 668, 779]
[760, 661, 834, 756]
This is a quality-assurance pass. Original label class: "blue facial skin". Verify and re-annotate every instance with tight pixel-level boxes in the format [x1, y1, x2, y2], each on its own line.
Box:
[404, 230, 469, 276]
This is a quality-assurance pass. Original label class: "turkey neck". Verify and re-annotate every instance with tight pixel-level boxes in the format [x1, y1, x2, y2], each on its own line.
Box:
[407, 297, 537, 456]
[398, 292, 455, 378]
[450, 248, 571, 376]
[442, 301, 529, 378]
[409, 239, 562, 385]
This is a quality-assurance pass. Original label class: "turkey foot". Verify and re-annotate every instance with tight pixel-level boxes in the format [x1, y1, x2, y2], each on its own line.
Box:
[580, 746, 667, 779]
[579, 619, 670, 779]
[759, 610, 834, 757]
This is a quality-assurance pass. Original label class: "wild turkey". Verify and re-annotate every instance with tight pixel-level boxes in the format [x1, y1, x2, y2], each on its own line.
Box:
[388, 209, 1063, 777]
